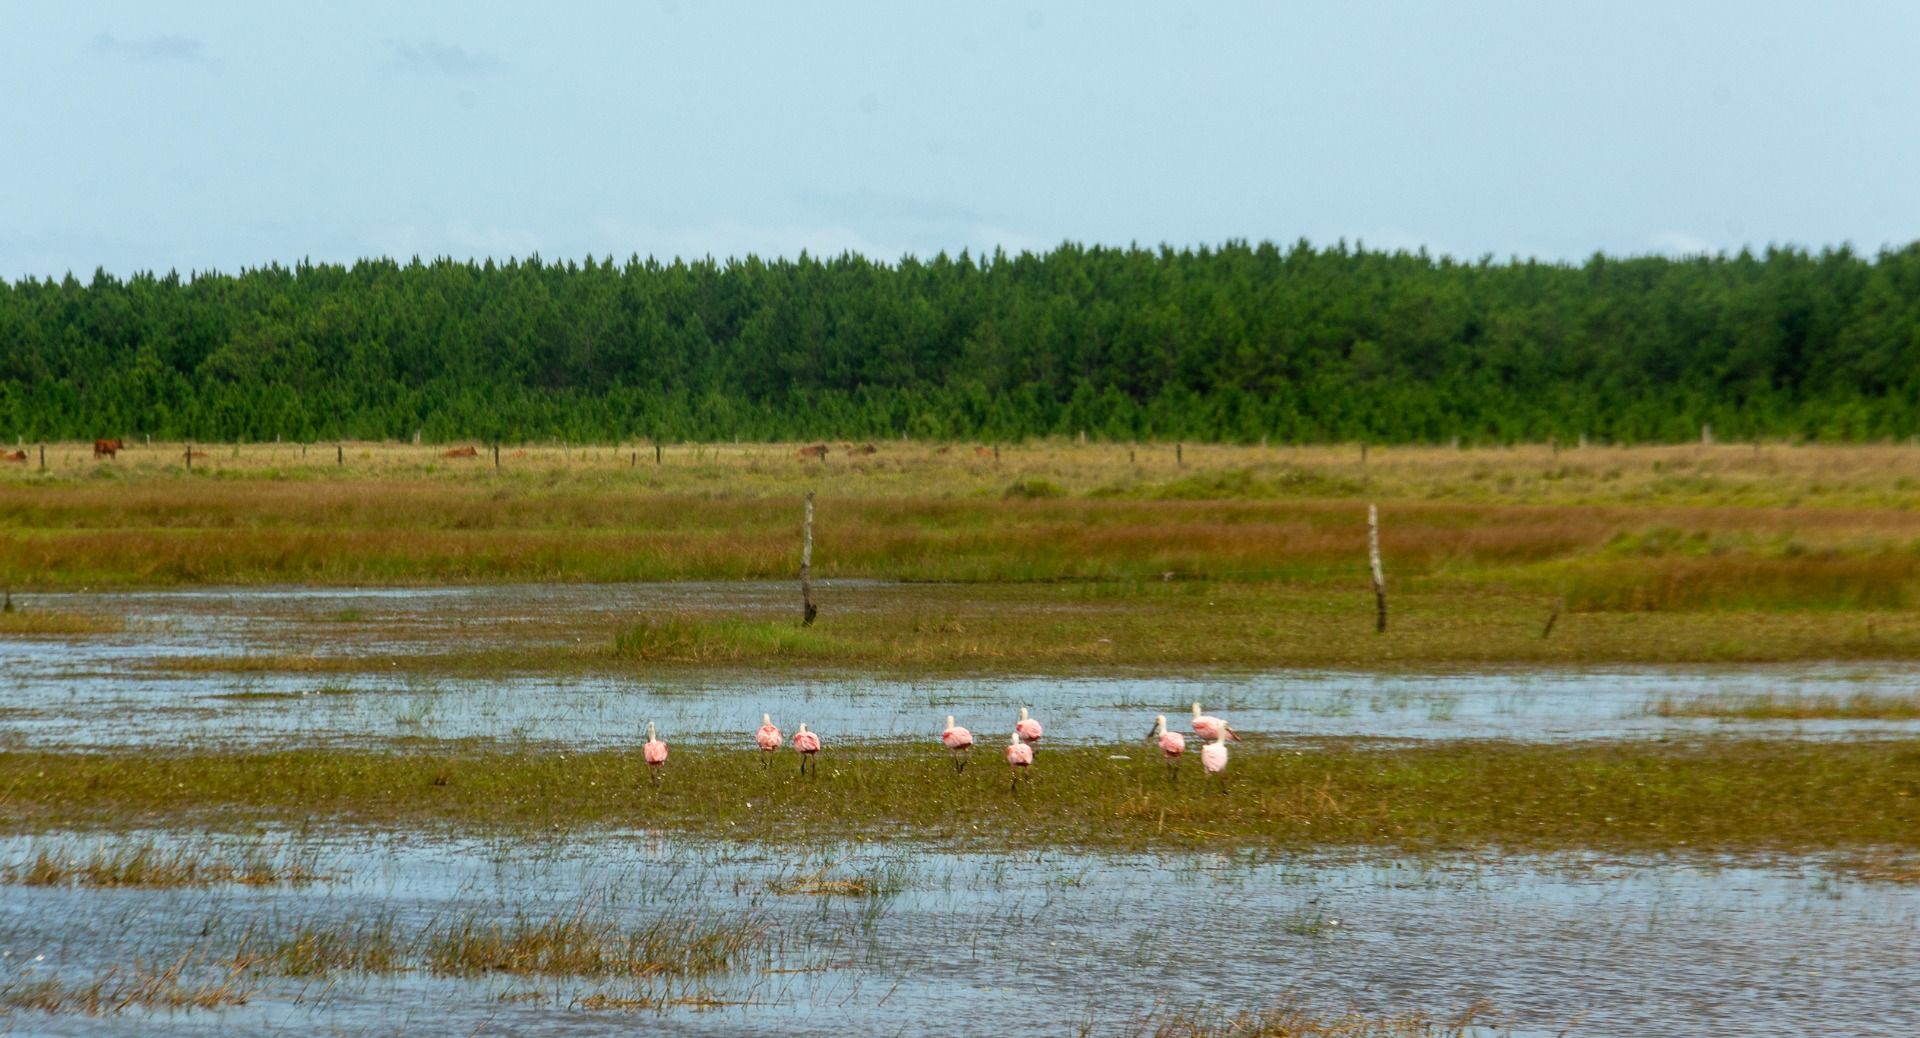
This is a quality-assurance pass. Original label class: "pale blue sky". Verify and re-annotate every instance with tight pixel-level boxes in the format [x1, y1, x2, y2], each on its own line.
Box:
[3, 1, 1917, 278]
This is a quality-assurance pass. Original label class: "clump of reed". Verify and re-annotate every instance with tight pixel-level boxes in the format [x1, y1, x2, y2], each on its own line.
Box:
[233, 906, 760, 980]
[0, 954, 253, 1015]
[0, 608, 124, 635]
[3, 840, 326, 888]
[768, 861, 909, 898]
[1649, 692, 1920, 720]
[425, 909, 756, 978]
[1136, 997, 1496, 1038]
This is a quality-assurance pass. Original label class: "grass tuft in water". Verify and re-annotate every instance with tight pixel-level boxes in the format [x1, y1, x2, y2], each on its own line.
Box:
[4, 840, 325, 888]
[1649, 692, 1920, 720]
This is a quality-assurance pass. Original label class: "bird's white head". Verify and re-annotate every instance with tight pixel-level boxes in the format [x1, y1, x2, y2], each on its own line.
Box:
[761, 712, 772, 726]
[1008, 728, 1023, 746]
[646, 721, 657, 740]
[945, 714, 956, 730]
[1020, 706, 1030, 722]
[797, 723, 810, 734]
[1192, 701, 1203, 718]
[1154, 714, 1167, 735]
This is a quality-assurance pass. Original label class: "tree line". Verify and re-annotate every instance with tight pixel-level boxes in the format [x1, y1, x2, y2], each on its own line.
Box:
[3, 240, 1917, 444]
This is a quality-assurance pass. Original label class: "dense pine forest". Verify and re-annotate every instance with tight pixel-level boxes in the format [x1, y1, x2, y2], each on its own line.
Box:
[3, 240, 1918, 445]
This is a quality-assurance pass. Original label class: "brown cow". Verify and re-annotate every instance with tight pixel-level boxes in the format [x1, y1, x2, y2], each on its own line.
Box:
[974, 446, 993, 458]
[853, 443, 879, 455]
[184, 450, 209, 460]
[441, 445, 480, 459]
[796, 444, 829, 460]
[1, 450, 25, 463]
[93, 438, 124, 459]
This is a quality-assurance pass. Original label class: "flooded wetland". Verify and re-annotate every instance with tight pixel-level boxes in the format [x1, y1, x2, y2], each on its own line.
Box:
[4, 445, 1920, 1034]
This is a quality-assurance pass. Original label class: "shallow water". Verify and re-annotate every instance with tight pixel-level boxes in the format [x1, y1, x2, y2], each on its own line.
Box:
[3, 584, 1919, 750]
[0, 832, 1912, 1037]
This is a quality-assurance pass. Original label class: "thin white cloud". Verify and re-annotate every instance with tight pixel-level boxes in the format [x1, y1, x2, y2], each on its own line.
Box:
[1648, 230, 1716, 256]
[90, 33, 209, 65]
[391, 41, 507, 77]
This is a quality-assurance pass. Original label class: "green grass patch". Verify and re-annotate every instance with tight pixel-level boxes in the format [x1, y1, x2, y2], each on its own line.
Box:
[4, 739, 1915, 854]
[611, 617, 845, 663]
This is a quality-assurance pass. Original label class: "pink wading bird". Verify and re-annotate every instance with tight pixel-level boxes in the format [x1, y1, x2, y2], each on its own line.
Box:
[1201, 734, 1229, 793]
[754, 713, 782, 768]
[642, 721, 668, 786]
[1005, 728, 1034, 793]
[1190, 702, 1240, 743]
[1015, 707, 1043, 745]
[1148, 714, 1186, 783]
[791, 723, 822, 776]
[940, 715, 974, 772]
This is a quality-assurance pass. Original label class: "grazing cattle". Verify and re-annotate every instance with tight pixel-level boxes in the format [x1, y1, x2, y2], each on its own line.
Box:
[441, 445, 480, 459]
[796, 444, 829, 461]
[2, 450, 25, 464]
[93, 439, 123, 459]
[974, 446, 993, 458]
[184, 450, 209, 460]
[853, 443, 879, 455]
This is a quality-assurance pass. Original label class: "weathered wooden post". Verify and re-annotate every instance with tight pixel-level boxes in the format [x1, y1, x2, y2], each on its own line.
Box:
[1361, 442, 1369, 465]
[1176, 442, 1184, 467]
[993, 444, 1000, 463]
[1129, 447, 1136, 465]
[655, 443, 663, 465]
[800, 491, 818, 627]
[185, 443, 193, 471]
[1368, 503, 1387, 634]
[38, 444, 45, 472]
[630, 450, 637, 467]
[494, 443, 501, 470]
[337, 443, 344, 467]
[1701, 423, 1713, 446]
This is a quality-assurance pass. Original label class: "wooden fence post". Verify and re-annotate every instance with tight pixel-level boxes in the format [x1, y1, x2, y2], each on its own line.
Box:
[800, 491, 818, 627]
[1176, 442, 1184, 467]
[655, 443, 663, 465]
[185, 443, 193, 471]
[1368, 503, 1387, 634]
[38, 444, 45, 472]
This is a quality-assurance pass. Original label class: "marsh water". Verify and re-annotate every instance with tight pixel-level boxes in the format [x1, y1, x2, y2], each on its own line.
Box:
[6, 584, 1920, 751]
[2, 584, 1916, 1035]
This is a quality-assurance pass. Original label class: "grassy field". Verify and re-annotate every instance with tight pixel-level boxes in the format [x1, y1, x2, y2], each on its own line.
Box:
[6, 440, 1920, 669]
[4, 738, 1914, 854]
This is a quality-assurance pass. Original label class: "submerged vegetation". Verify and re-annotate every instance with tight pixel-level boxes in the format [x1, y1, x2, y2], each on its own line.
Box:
[1650, 691, 1920, 721]
[3, 739, 1914, 854]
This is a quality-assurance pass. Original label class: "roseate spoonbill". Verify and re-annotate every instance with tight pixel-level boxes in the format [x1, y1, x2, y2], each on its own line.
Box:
[792, 723, 822, 776]
[941, 715, 974, 772]
[1015, 707, 1043, 745]
[642, 721, 668, 785]
[1148, 714, 1186, 782]
[1005, 728, 1033, 792]
[755, 713, 782, 768]
[1191, 702, 1240, 743]
[1201, 734, 1229, 793]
